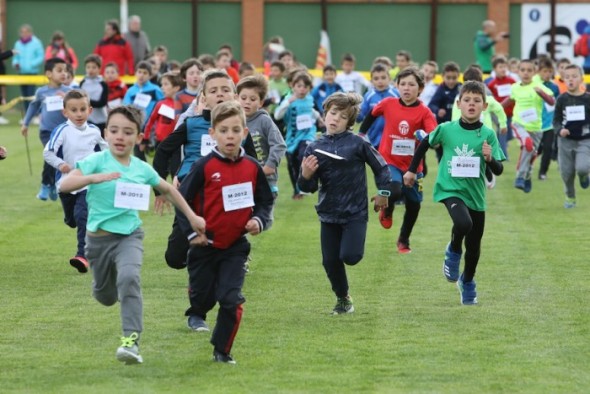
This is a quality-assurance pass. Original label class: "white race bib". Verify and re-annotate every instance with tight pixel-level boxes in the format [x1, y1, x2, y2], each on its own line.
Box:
[108, 98, 122, 109]
[114, 182, 151, 211]
[566, 105, 586, 121]
[496, 84, 512, 98]
[222, 182, 254, 212]
[544, 103, 555, 113]
[296, 114, 314, 130]
[46, 95, 64, 112]
[519, 108, 538, 123]
[158, 104, 175, 119]
[451, 156, 480, 178]
[200, 134, 216, 156]
[133, 93, 152, 109]
[391, 139, 415, 156]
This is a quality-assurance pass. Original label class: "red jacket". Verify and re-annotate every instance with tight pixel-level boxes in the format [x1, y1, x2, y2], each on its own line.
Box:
[107, 79, 128, 102]
[144, 98, 177, 142]
[94, 35, 135, 75]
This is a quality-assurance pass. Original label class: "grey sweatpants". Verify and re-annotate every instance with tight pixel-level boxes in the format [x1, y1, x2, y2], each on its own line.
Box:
[85, 229, 144, 338]
[512, 123, 543, 180]
[557, 137, 590, 199]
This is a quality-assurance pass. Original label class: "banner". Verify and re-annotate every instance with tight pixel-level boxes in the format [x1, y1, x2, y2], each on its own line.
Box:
[315, 30, 332, 69]
[521, 4, 590, 65]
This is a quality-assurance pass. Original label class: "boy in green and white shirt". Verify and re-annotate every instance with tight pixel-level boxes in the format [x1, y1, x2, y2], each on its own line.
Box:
[502, 59, 554, 193]
[404, 81, 506, 305]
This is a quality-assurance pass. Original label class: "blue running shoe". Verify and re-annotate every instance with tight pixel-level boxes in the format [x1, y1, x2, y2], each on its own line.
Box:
[443, 243, 461, 282]
[514, 177, 525, 191]
[457, 274, 478, 305]
[579, 174, 589, 189]
[49, 185, 58, 201]
[564, 197, 576, 209]
[36, 184, 50, 201]
[523, 178, 532, 193]
[187, 315, 210, 332]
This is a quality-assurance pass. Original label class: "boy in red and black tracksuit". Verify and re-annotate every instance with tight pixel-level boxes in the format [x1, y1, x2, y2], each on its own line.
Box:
[175, 101, 274, 364]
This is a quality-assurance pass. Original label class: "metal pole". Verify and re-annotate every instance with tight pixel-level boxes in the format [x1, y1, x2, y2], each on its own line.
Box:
[120, 0, 129, 33]
[321, 0, 328, 32]
[192, 0, 199, 57]
[549, 0, 556, 59]
[429, 0, 438, 61]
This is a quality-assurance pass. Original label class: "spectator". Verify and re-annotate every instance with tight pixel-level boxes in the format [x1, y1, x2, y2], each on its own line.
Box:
[94, 19, 134, 75]
[124, 15, 151, 67]
[44, 31, 79, 71]
[0, 47, 16, 125]
[474, 20, 508, 73]
[263, 36, 285, 64]
[12, 24, 44, 113]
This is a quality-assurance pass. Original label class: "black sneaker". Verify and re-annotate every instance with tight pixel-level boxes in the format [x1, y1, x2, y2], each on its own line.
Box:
[213, 349, 236, 365]
[187, 315, 209, 332]
[332, 295, 354, 315]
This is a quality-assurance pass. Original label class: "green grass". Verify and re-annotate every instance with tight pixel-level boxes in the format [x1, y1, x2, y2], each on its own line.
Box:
[1, 111, 589, 393]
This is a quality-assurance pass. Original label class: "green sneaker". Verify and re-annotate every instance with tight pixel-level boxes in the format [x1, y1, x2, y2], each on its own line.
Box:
[116, 332, 143, 365]
[564, 197, 576, 209]
[332, 295, 354, 315]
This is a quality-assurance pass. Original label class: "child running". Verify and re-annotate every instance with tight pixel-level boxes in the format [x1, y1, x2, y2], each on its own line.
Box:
[175, 101, 274, 364]
[404, 81, 506, 305]
[553, 64, 590, 208]
[43, 90, 108, 273]
[359, 67, 437, 253]
[298, 92, 392, 315]
[59, 105, 204, 365]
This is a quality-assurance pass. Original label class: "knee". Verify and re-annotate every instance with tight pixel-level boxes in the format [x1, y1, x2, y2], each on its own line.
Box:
[165, 249, 188, 269]
[93, 291, 117, 306]
[218, 288, 245, 309]
[116, 268, 141, 295]
[343, 252, 363, 266]
[524, 137, 534, 152]
[454, 219, 473, 236]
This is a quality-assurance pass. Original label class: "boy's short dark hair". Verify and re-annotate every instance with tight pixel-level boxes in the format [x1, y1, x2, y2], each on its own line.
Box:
[239, 62, 255, 75]
[278, 50, 293, 60]
[373, 56, 393, 68]
[215, 50, 230, 61]
[211, 100, 246, 128]
[396, 50, 412, 61]
[65, 63, 75, 77]
[442, 61, 460, 74]
[370, 63, 389, 77]
[323, 64, 337, 74]
[396, 67, 425, 90]
[462, 66, 483, 83]
[270, 61, 285, 73]
[63, 89, 89, 106]
[169, 60, 181, 71]
[180, 58, 203, 79]
[564, 64, 583, 76]
[45, 57, 67, 72]
[154, 45, 168, 55]
[201, 69, 235, 93]
[160, 72, 183, 88]
[107, 105, 144, 133]
[105, 62, 119, 72]
[236, 74, 268, 100]
[219, 44, 233, 53]
[286, 67, 308, 85]
[322, 92, 363, 129]
[556, 58, 571, 66]
[459, 81, 487, 102]
[84, 54, 102, 68]
[136, 60, 152, 76]
[519, 59, 535, 68]
[492, 56, 508, 69]
[537, 57, 554, 70]
[291, 71, 313, 88]
[198, 54, 216, 69]
[341, 53, 356, 63]
[423, 60, 439, 72]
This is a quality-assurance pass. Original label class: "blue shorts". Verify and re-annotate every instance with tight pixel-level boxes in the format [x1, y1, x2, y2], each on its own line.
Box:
[388, 165, 423, 203]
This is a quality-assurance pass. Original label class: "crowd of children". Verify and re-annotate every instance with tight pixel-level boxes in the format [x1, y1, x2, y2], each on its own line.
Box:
[12, 25, 590, 366]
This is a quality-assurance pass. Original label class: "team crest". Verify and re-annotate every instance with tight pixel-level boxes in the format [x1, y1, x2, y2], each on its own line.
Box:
[398, 120, 410, 135]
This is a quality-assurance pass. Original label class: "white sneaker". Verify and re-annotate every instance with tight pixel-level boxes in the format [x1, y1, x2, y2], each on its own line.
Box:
[0, 116, 9, 125]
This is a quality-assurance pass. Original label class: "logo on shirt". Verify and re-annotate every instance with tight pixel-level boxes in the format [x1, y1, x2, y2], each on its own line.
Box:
[211, 172, 221, 182]
[454, 144, 475, 157]
[398, 120, 410, 135]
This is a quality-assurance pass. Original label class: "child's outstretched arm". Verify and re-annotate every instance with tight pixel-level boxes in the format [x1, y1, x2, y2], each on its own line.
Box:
[59, 169, 121, 193]
[534, 86, 555, 106]
[403, 138, 431, 187]
[361, 142, 391, 211]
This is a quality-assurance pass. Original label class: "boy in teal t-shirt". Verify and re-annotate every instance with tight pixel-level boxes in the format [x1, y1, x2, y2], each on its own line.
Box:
[59, 106, 204, 365]
[503, 59, 555, 192]
[404, 81, 506, 305]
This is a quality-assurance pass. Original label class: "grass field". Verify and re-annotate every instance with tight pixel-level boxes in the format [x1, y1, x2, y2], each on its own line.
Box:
[1, 111, 589, 393]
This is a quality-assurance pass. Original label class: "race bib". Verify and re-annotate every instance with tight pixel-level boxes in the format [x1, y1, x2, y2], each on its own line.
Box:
[566, 105, 585, 121]
[544, 103, 555, 113]
[200, 134, 216, 156]
[519, 108, 538, 123]
[46, 95, 64, 112]
[108, 98, 122, 109]
[451, 156, 480, 178]
[133, 93, 152, 109]
[158, 104, 175, 119]
[496, 84, 512, 98]
[114, 182, 151, 211]
[222, 182, 254, 212]
[296, 114, 314, 130]
[391, 139, 415, 156]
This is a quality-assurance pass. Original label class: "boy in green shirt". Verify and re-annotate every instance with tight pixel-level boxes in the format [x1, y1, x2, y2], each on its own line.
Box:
[404, 81, 506, 305]
[502, 59, 555, 192]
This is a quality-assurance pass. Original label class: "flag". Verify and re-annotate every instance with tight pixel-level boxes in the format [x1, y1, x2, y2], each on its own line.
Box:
[315, 30, 332, 69]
